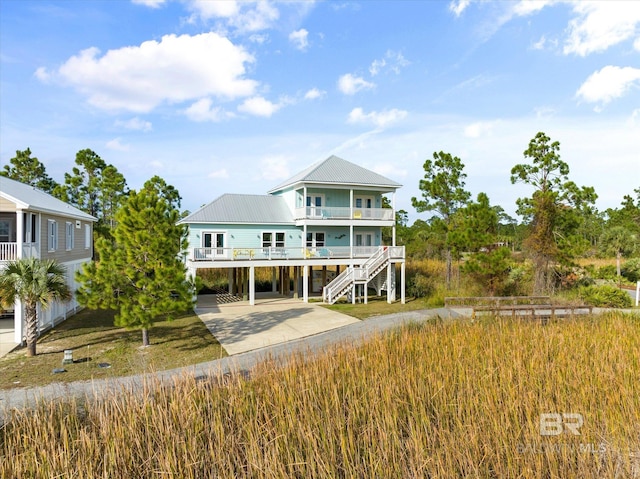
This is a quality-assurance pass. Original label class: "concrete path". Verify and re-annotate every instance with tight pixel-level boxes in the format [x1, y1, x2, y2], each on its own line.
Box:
[0, 306, 461, 424]
[0, 318, 15, 359]
[195, 293, 360, 355]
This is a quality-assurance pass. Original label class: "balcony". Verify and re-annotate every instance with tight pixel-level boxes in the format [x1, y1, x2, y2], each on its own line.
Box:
[294, 207, 394, 221]
[190, 245, 405, 263]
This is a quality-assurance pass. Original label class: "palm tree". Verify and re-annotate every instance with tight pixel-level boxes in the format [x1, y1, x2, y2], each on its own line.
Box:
[0, 257, 71, 356]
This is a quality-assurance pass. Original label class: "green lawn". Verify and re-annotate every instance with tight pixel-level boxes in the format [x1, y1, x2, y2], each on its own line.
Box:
[322, 295, 431, 319]
[0, 308, 227, 389]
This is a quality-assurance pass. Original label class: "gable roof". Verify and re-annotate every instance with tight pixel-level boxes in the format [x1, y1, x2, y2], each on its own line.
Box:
[267, 155, 402, 193]
[0, 176, 97, 222]
[179, 194, 294, 225]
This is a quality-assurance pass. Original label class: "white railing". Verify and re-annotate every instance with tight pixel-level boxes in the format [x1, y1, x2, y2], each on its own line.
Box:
[294, 207, 394, 221]
[322, 246, 401, 304]
[0, 242, 17, 262]
[191, 246, 402, 262]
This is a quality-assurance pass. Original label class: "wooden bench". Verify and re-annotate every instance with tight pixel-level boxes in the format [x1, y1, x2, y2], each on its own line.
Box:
[444, 296, 592, 321]
[444, 296, 550, 308]
[471, 303, 593, 320]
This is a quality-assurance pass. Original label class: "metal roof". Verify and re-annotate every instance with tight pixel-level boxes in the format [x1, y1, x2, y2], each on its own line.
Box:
[268, 155, 402, 193]
[179, 194, 294, 224]
[0, 176, 97, 221]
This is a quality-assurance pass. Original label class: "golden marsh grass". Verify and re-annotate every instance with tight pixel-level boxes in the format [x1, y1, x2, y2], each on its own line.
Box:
[2, 311, 639, 478]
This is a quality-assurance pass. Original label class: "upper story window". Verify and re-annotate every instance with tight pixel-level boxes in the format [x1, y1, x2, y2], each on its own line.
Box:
[66, 222, 74, 251]
[48, 220, 58, 252]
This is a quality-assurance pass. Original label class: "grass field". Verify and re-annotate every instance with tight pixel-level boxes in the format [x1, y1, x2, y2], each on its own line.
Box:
[2, 311, 639, 478]
[0, 308, 226, 389]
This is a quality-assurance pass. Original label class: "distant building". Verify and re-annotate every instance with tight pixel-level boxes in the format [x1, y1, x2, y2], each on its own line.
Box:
[179, 156, 406, 305]
[0, 176, 96, 346]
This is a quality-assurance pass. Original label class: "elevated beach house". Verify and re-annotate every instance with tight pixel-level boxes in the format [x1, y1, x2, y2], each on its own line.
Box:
[179, 156, 406, 305]
[0, 176, 96, 347]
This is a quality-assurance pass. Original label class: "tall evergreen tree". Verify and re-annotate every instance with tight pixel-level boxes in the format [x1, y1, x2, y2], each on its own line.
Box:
[411, 151, 471, 287]
[76, 182, 195, 346]
[0, 148, 58, 193]
[54, 149, 128, 237]
[510, 132, 596, 294]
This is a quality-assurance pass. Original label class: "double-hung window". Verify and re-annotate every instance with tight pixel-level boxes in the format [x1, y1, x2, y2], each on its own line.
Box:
[48, 220, 58, 252]
[262, 232, 285, 248]
[66, 222, 74, 250]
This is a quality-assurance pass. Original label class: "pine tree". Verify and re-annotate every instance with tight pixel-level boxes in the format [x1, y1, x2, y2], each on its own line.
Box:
[76, 182, 195, 346]
[0, 148, 58, 193]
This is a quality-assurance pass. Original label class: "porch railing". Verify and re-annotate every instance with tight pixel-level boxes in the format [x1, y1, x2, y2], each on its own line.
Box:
[0, 242, 39, 263]
[190, 245, 405, 262]
[294, 207, 394, 221]
[0, 243, 17, 262]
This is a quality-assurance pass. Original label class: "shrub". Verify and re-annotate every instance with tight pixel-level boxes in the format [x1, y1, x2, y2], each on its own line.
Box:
[579, 284, 632, 308]
[621, 258, 640, 283]
[407, 272, 434, 298]
[595, 265, 617, 281]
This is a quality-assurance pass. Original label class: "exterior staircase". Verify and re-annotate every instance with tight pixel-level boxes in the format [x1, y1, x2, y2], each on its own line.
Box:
[323, 247, 392, 304]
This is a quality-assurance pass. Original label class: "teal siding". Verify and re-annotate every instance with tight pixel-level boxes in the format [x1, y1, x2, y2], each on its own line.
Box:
[187, 223, 301, 249]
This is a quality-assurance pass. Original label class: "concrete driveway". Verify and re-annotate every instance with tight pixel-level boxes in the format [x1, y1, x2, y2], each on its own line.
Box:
[195, 293, 360, 355]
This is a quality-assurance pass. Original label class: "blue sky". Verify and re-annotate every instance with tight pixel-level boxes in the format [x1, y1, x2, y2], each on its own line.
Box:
[1, 0, 639, 222]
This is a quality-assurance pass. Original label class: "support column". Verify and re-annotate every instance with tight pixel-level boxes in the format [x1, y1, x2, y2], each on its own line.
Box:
[303, 265, 309, 302]
[352, 284, 356, 304]
[241, 268, 247, 301]
[228, 269, 233, 294]
[293, 266, 299, 299]
[401, 262, 406, 304]
[322, 266, 327, 290]
[16, 210, 24, 259]
[249, 266, 255, 306]
[272, 267, 277, 292]
[364, 282, 368, 304]
[387, 262, 393, 304]
[232, 268, 237, 295]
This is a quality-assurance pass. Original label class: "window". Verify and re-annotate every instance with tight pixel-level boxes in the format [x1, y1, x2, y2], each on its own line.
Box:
[66, 222, 74, 250]
[262, 231, 285, 248]
[203, 232, 225, 256]
[0, 219, 10, 243]
[306, 232, 325, 248]
[48, 220, 58, 252]
[85, 224, 91, 249]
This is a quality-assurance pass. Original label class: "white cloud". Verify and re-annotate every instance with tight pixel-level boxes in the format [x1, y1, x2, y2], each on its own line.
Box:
[564, 1, 640, 56]
[132, 0, 166, 8]
[39, 33, 257, 113]
[635, 37, 640, 52]
[576, 66, 640, 110]
[238, 96, 282, 117]
[184, 98, 226, 122]
[304, 88, 325, 100]
[115, 117, 152, 131]
[259, 155, 290, 181]
[289, 28, 309, 51]
[347, 107, 408, 128]
[105, 138, 130, 151]
[34, 67, 51, 83]
[185, 0, 239, 20]
[369, 50, 409, 76]
[373, 163, 408, 178]
[449, 0, 471, 17]
[208, 168, 229, 179]
[229, 1, 280, 33]
[337, 73, 375, 95]
[464, 120, 500, 138]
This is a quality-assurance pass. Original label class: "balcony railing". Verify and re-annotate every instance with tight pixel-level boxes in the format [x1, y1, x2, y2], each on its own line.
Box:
[294, 207, 394, 221]
[190, 245, 405, 262]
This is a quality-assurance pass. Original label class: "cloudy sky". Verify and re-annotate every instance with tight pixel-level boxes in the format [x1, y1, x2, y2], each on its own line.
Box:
[1, 0, 639, 222]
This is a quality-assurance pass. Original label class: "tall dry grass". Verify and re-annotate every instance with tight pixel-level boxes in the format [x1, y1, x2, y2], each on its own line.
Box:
[2, 312, 639, 478]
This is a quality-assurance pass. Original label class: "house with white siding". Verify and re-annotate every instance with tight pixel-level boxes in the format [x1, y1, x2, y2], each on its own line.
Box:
[179, 156, 406, 305]
[0, 176, 96, 348]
